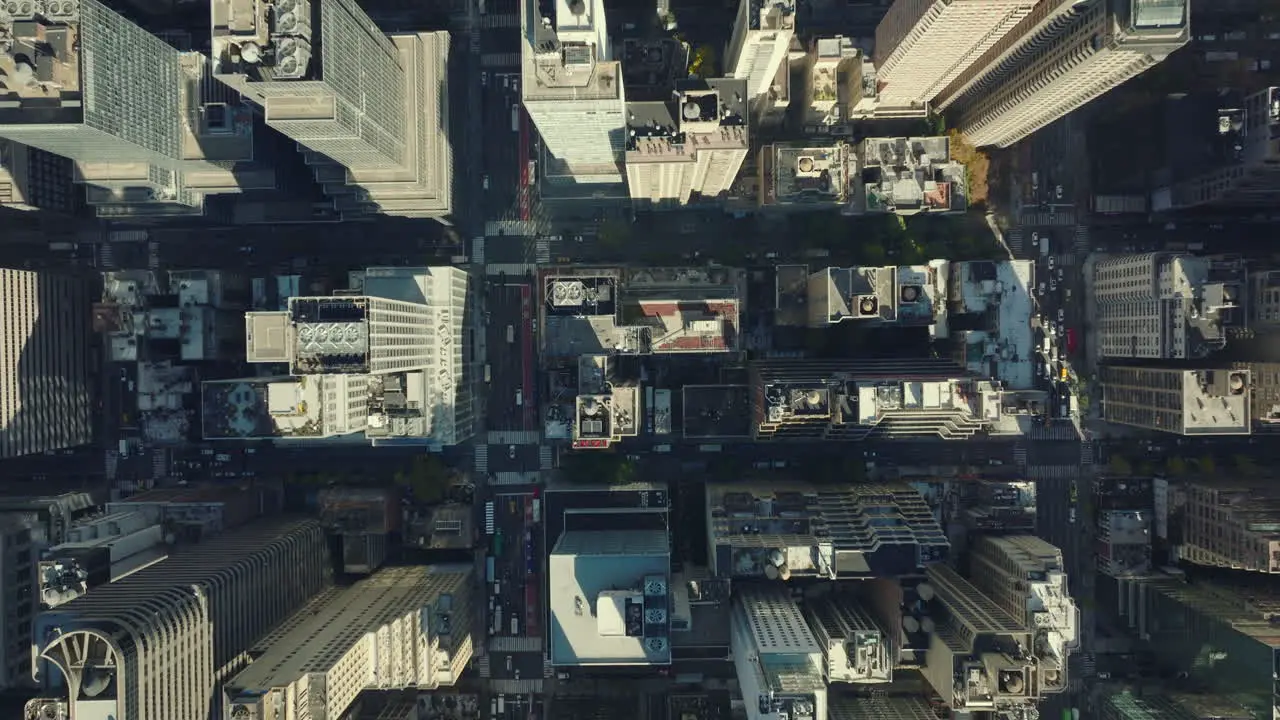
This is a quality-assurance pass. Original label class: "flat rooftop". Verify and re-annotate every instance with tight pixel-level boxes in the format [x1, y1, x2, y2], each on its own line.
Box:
[1182, 369, 1251, 433]
[681, 385, 752, 439]
[819, 266, 897, 322]
[857, 137, 966, 214]
[954, 261, 1034, 389]
[548, 529, 672, 666]
[201, 376, 327, 439]
[625, 80, 749, 160]
[0, 12, 82, 124]
[761, 143, 852, 206]
[542, 268, 743, 359]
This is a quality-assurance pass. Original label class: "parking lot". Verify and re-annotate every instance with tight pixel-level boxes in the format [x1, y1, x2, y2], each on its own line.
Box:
[485, 281, 535, 431]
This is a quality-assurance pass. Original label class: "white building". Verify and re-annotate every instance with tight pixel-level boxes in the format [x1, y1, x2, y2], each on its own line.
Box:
[730, 585, 826, 720]
[521, 0, 626, 186]
[952, 0, 1189, 148]
[725, 0, 795, 104]
[243, 266, 475, 447]
[28, 519, 330, 720]
[0, 268, 93, 458]
[202, 374, 370, 440]
[1093, 253, 1244, 360]
[1101, 366, 1251, 436]
[212, 0, 452, 218]
[223, 565, 474, 720]
[873, 0, 1035, 112]
[624, 78, 750, 207]
[968, 536, 1078, 682]
[803, 593, 894, 684]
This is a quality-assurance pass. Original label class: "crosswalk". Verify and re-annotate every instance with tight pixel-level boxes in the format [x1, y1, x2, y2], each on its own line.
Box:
[472, 237, 485, 266]
[1022, 210, 1076, 227]
[1027, 465, 1079, 480]
[486, 220, 537, 236]
[105, 450, 118, 480]
[486, 262, 536, 276]
[98, 243, 115, 269]
[543, 659, 555, 678]
[1080, 653, 1097, 677]
[475, 444, 488, 474]
[1080, 440, 1094, 466]
[481, 52, 521, 68]
[1013, 443, 1027, 468]
[477, 656, 490, 678]
[1027, 422, 1080, 441]
[1008, 229, 1024, 256]
[477, 13, 518, 28]
[539, 444, 553, 470]
[491, 471, 541, 486]
[485, 502, 495, 533]
[151, 449, 166, 479]
[1073, 224, 1090, 254]
[535, 237, 551, 264]
[488, 430, 541, 445]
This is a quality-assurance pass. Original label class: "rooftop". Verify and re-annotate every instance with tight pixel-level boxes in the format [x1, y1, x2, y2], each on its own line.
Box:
[0, 7, 83, 124]
[287, 296, 372, 374]
[211, 0, 326, 83]
[548, 529, 673, 666]
[681, 384, 752, 439]
[202, 376, 322, 439]
[625, 79, 749, 161]
[952, 260, 1035, 390]
[521, 0, 621, 104]
[245, 310, 292, 363]
[1181, 369, 1251, 433]
[748, 0, 795, 32]
[619, 39, 686, 101]
[541, 267, 743, 359]
[573, 385, 640, 449]
[707, 481, 948, 580]
[760, 143, 852, 207]
[817, 266, 897, 323]
[855, 137, 966, 215]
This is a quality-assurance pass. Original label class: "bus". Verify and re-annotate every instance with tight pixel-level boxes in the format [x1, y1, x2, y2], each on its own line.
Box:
[484, 364, 492, 383]
[492, 529, 504, 556]
[511, 105, 520, 132]
[486, 556, 496, 583]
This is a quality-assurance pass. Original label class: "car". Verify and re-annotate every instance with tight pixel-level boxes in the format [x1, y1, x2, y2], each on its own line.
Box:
[1057, 308, 1065, 322]
[1047, 255, 1055, 270]
[508, 444, 517, 459]
[481, 72, 487, 86]
[483, 175, 490, 190]
[1030, 231, 1040, 243]
[1038, 283, 1045, 297]
[1068, 507, 1077, 523]
[1049, 278, 1057, 292]
[532, 318, 538, 334]
[1055, 185, 1064, 199]
[506, 656, 513, 671]
[988, 459, 1004, 466]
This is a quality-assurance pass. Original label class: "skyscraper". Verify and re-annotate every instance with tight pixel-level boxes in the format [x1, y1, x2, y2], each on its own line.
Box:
[873, 0, 1036, 111]
[520, 0, 626, 187]
[947, 0, 1190, 148]
[0, 0, 267, 216]
[28, 518, 330, 720]
[212, 0, 452, 218]
[0, 268, 93, 458]
[243, 266, 475, 447]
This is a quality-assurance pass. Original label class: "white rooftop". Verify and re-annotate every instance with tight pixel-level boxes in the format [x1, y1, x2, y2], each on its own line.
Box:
[548, 529, 672, 666]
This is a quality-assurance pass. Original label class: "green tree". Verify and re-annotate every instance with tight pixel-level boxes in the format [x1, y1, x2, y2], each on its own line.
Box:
[1197, 455, 1216, 475]
[1165, 456, 1188, 477]
[597, 219, 632, 250]
[396, 455, 454, 504]
[1108, 455, 1133, 476]
[1235, 454, 1258, 476]
[561, 452, 637, 484]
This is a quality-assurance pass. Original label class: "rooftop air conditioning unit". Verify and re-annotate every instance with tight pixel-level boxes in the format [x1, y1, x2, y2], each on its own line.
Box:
[5, 0, 36, 20]
[795, 156, 821, 178]
[42, 0, 78, 21]
[274, 37, 312, 79]
[856, 295, 878, 316]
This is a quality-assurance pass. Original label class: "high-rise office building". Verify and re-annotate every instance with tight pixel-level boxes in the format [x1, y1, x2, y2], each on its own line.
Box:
[1093, 252, 1245, 359]
[243, 266, 475, 447]
[948, 0, 1190, 148]
[0, 1, 269, 217]
[223, 565, 474, 719]
[521, 0, 626, 187]
[1171, 479, 1280, 574]
[624, 78, 750, 208]
[1154, 87, 1280, 211]
[803, 593, 895, 684]
[28, 518, 330, 720]
[212, 0, 452, 218]
[725, 0, 795, 104]
[920, 563, 1062, 713]
[730, 585, 826, 720]
[872, 0, 1036, 112]
[1100, 366, 1251, 435]
[0, 268, 93, 458]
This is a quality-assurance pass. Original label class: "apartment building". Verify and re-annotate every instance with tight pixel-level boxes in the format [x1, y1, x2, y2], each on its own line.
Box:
[725, 0, 795, 101]
[1100, 366, 1251, 435]
[950, 0, 1189, 148]
[1177, 480, 1280, 574]
[0, 268, 93, 458]
[624, 78, 750, 207]
[1093, 252, 1245, 360]
[213, 0, 452, 217]
[873, 0, 1036, 111]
